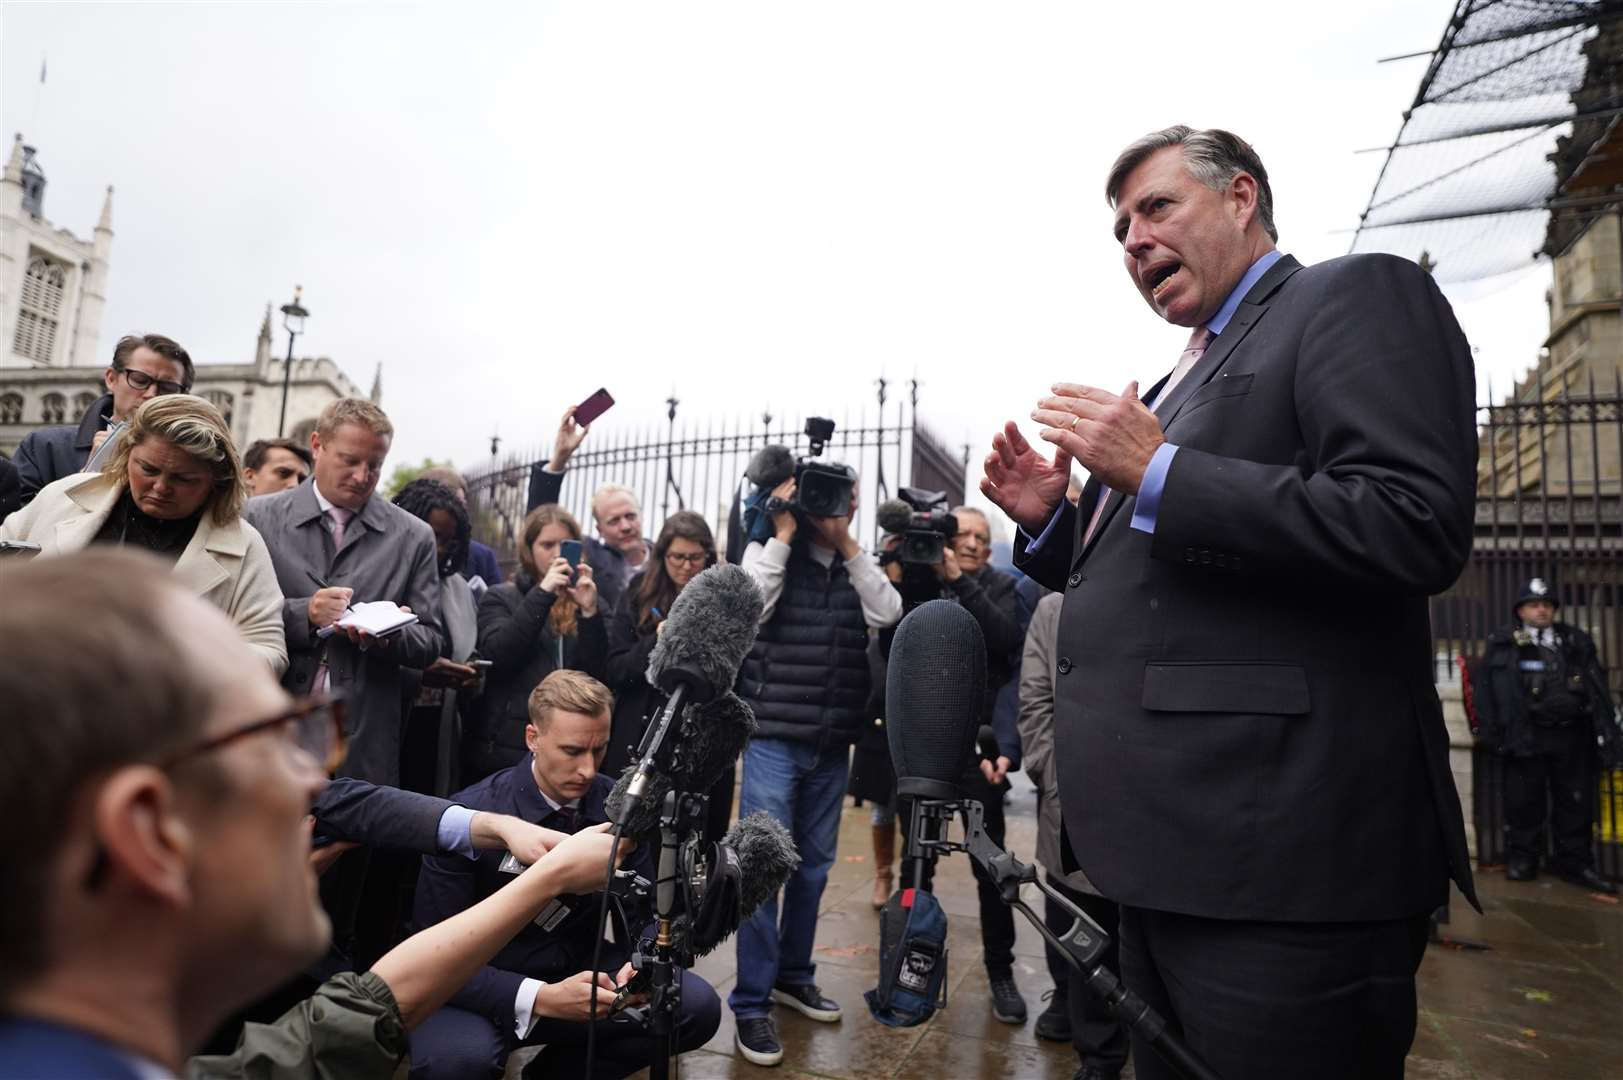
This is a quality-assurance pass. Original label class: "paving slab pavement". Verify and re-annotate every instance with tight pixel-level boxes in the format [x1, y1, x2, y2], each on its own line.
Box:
[586, 773, 1622, 1079]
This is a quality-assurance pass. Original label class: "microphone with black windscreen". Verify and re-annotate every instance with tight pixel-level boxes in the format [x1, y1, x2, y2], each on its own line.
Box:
[886, 599, 987, 803]
[870, 603, 1224, 1080]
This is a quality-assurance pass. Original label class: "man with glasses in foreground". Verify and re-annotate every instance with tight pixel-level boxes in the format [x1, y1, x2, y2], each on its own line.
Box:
[13, 333, 194, 505]
[0, 549, 630, 1079]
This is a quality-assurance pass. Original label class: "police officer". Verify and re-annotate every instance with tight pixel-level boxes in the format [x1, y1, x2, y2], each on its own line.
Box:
[1476, 578, 1621, 894]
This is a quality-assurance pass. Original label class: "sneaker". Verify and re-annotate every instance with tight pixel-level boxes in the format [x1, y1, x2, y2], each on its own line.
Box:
[771, 981, 843, 1022]
[734, 1016, 783, 1067]
[1034, 986, 1071, 1041]
[989, 974, 1027, 1024]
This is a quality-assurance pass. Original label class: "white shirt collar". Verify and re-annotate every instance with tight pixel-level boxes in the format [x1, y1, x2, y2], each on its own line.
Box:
[529, 758, 582, 814]
[312, 481, 337, 515]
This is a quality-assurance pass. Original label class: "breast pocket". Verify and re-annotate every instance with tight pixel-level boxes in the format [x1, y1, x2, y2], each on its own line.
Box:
[1142, 660, 1310, 715]
[1179, 372, 1254, 417]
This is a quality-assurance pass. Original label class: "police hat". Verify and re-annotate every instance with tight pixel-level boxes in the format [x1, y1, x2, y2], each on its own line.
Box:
[1514, 577, 1559, 613]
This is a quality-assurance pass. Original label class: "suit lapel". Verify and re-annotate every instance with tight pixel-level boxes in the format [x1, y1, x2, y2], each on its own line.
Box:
[171, 520, 241, 598]
[1073, 254, 1303, 566]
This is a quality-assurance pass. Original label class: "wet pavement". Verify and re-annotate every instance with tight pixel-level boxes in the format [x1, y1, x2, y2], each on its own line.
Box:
[611, 773, 1622, 1079]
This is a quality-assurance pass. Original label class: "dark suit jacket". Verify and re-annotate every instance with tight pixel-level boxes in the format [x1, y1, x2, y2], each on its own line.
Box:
[412, 764, 645, 1034]
[466, 539, 503, 586]
[312, 777, 456, 852]
[242, 479, 445, 785]
[1016, 253, 1478, 922]
[0, 456, 20, 522]
[13, 392, 112, 506]
[0, 1017, 145, 1079]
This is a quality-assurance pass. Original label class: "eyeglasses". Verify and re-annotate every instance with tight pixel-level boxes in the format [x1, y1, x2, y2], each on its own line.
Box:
[665, 552, 708, 567]
[161, 696, 348, 775]
[82, 697, 347, 893]
[118, 367, 189, 396]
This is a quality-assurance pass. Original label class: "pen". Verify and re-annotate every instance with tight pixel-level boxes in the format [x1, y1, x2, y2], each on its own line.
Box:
[308, 570, 333, 591]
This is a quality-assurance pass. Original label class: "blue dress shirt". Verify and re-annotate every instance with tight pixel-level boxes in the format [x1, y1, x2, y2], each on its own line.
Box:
[1129, 249, 1282, 534]
[1026, 248, 1284, 551]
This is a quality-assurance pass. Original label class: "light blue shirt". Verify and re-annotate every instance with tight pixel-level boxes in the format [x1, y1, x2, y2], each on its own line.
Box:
[1026, 249, 1283, 552]
[436, 803, 480, 858]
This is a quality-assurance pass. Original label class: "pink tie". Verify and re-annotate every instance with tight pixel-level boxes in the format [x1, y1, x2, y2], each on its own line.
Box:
[316, 506, 354, 694]
[1082, 325, 1214, 546]
[326, 506, 353, 561]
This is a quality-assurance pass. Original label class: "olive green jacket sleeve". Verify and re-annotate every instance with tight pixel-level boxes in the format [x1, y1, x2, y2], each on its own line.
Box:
[186, 971, 408, 1080]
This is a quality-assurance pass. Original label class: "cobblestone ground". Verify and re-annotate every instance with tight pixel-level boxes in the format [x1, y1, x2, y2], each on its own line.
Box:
[566, 772, 1622, 1080]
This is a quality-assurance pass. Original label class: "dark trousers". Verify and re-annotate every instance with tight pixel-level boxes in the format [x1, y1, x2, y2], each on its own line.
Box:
[1505, 724, 1596, 871]
[1043, 877, 1128, 1074]
[408, 969, 721, 1080]
[899, 784, 1018, 978]
[1118, 906, 1430, 1080]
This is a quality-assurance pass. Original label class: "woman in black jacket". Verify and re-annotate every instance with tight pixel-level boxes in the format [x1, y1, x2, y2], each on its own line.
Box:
[604, 511, 730, 838]
[463, 504, 606, 782]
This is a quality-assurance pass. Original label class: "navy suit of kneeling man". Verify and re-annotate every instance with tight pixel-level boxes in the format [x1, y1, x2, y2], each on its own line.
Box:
[408, 671, 721, 1080]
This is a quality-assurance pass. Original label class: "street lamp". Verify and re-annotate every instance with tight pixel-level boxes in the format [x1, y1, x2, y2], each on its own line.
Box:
[276, 285, 310, 438]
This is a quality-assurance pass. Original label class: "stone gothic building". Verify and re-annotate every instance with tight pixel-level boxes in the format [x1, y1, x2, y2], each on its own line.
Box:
[0, 134, 375, 459]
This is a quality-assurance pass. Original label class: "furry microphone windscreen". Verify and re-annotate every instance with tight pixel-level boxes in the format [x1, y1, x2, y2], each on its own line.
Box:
[875, 498, 914, 535]
[603, 691, 760, 838]
[745, 444, 796, 489]
[670, 811, 800, 958]
[645, 564, 763, 701]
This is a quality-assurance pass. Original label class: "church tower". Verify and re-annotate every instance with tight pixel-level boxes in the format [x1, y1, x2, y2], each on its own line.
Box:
[0, 134, 112, 370]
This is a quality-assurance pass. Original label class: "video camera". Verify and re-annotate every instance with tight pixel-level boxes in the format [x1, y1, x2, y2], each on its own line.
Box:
[787, 417, 857, 518]
[747, 417, 857, 521]
[878, 487, 959, 566]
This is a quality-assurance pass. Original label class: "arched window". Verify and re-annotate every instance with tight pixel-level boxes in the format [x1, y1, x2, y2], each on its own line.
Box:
[201, 389, 235, 428]
[0, 393, 22, 425]
[73, 391, 98, 421]
[40, 392, 66, 425]
[12, 254, 67, 365]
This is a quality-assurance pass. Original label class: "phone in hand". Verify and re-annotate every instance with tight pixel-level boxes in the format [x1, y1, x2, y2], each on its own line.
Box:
[559, 539, 584, 583]
[573, 388, 615, 427]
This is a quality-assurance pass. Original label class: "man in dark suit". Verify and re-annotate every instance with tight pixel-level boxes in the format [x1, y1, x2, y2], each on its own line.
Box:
[983, 126, 1478, 1080]
[13, 333, 193, 504]
[409, 669, 721, 1080]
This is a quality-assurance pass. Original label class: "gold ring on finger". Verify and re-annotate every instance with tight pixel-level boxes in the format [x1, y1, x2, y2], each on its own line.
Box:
[1070, 415, 1082, 432]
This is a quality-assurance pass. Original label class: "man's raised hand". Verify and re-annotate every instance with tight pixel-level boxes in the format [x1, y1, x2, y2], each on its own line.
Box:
[980, 421, 1073, 532]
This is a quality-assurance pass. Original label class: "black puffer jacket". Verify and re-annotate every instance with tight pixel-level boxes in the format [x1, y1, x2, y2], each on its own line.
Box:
[736, 541, 871, 752]
[464, 571, 608, 781]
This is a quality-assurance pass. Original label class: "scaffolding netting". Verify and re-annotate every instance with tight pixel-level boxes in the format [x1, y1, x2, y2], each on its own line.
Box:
[1350, 0, 1623, 282]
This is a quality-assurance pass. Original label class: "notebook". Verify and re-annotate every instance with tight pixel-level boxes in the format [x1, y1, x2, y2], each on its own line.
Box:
[316, 600, 419, 639]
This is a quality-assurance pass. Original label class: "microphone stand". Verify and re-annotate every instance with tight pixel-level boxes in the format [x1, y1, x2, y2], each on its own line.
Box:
[612, 682, 691, 829]
[900, 784, 1223, 1080]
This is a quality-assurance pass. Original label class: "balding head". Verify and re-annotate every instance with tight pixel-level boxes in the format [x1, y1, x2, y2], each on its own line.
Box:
[0, 551, 327, 1066]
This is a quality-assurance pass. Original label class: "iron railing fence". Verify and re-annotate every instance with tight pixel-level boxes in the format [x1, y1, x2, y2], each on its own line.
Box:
[463, 381, 967, 572]
[1432, 373, 1623, 881]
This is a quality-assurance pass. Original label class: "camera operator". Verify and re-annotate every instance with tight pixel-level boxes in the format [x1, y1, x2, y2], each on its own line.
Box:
[731, 446, 903, 1068]
[882, 503, 1029, 1024]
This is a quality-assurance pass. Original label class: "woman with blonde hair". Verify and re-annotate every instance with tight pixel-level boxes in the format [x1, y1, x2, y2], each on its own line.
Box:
[1, 394, 286, 672]
[464, 503, 606, 782]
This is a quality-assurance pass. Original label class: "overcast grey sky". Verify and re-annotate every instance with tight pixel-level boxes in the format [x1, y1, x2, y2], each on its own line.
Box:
[1, 1, 1552, 511]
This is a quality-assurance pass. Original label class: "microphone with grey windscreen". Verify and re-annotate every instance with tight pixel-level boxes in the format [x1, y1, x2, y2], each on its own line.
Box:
[606, 564, 763, 835]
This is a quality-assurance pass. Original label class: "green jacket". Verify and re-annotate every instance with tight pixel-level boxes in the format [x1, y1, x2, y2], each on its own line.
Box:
[186, 972, 408, 1080]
